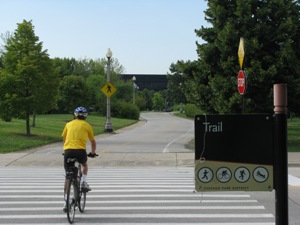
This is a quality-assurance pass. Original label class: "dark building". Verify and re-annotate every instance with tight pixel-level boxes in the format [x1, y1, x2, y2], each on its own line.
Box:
[122, 74, 168, 91]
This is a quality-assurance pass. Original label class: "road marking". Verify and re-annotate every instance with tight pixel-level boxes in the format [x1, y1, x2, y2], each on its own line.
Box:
[0, 213, 274, 219]
[5, 221, 275, 225]
[0, 199, 258, 204]
[0, 184, 195, 189]
[163, 128, 193, 153]
[1, 223, 275, 225]
[0, 167, 274, 225]
[0, 194, 257, 200]
[0, 205, 265, 211]
[288, 175, 300, 186]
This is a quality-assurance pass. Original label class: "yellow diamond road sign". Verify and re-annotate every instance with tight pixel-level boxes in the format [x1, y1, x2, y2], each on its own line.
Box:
[101, 82, 117, 97]
[238, 37, 245, 69]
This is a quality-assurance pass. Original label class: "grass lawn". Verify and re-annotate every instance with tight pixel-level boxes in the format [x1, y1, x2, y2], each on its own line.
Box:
[0, 114, 137, 153]
[287, 117, 300, 152]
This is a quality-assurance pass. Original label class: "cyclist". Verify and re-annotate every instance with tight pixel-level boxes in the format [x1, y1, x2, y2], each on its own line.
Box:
[62, 106, 97, 211]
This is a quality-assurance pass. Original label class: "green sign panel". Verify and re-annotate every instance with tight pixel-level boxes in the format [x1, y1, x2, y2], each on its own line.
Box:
[194, 114, 274, 192]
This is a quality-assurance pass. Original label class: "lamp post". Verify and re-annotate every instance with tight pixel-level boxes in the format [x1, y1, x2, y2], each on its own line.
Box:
[132, 76, 136, 104]
[104, 48, 113, 132]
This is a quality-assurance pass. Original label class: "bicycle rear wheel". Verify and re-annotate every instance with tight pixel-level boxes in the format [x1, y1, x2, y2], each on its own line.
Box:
[78, 191, 86, 212]
[66, 179, 76, 224]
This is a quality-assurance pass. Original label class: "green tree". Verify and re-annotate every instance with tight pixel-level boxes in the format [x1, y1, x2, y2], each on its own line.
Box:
[181, 0, 300, 114]
[0, 20, 59, 135]
[58, 75, 90, 113]
[141, 89, 154, 111]
[85, 74, 106, 113]
[135, 94, 147, 110]
[167, 62, 190, 106]
[114, 80, 132, 103]
[152, 92, 164, 111]
[52, 57, 77, 78]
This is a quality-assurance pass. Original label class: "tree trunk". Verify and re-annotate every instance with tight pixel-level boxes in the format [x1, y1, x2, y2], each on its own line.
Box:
[26, 112, 31, 136]
[32, 112, 36, 127]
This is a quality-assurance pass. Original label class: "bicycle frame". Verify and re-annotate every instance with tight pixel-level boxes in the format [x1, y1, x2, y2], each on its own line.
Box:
[65, 158, 86, 224]
[63, 152, 97, 224]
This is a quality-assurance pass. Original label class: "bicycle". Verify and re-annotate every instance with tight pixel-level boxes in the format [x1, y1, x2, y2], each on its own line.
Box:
[64, 153, 98, 224]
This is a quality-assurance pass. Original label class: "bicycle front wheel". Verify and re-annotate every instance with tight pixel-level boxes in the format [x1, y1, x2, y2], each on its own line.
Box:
[66, 179, 76, 224]
[78, 191, 86, 212]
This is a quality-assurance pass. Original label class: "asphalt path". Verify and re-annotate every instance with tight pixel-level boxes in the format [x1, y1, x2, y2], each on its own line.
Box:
[98, 112, 194, 154]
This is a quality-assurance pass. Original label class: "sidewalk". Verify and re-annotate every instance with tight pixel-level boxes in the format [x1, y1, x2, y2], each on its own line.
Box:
[0, 144, 299, 168]
[287, 152, 300, 167]
[0, 145, 195, 167]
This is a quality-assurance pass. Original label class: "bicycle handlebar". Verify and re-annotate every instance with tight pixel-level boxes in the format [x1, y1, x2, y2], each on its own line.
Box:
[87, 152, 98, 158]
[62, 152, 99, 158]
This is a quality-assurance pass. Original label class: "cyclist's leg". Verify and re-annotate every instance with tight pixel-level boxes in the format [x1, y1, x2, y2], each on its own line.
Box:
[63, 151, 70, 202]
[63, 150, 76, 209]
[82, 163, 88, 177]
[76, 150, 88, 178]
[76, 151, 91, 191]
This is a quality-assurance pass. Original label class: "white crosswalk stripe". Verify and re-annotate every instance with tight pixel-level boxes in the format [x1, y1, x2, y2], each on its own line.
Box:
[0, 167, 275, 225]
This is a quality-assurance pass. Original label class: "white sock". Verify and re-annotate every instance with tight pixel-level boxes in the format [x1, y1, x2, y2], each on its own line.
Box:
[82, 175, 87, 183]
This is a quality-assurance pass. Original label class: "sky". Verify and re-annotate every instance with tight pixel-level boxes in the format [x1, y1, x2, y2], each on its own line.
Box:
[0, 0, 209, 74]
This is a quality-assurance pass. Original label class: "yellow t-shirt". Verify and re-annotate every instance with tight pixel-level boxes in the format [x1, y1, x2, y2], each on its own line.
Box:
[62, 119, 95, 150]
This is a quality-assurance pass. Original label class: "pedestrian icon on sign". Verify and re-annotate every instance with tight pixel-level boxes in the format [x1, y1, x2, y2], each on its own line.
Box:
[202, 170, 209, 180]
[107, 84, 111, 93]
[101, 82, 117, 97]
[198, 167, 213, 183]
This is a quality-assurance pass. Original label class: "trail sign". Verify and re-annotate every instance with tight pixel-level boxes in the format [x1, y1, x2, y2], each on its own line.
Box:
[237, 70, 246, 95]
[194, 114, 274, 192]
[101, 82, 117, 97]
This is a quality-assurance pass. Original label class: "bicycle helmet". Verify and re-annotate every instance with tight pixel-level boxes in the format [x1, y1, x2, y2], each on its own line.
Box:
[74, 106, 88, 118]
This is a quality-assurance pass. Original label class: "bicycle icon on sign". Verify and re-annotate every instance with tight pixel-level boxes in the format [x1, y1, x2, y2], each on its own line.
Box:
[218, 170, 230, 179]
[216, 167, 231, 183]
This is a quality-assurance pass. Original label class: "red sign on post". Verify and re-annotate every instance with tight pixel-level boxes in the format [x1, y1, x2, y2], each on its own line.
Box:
[238, 70, 246, 95]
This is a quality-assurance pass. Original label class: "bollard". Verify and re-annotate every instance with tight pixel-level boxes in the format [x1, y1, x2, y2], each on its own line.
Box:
[274, 84, 288, 225]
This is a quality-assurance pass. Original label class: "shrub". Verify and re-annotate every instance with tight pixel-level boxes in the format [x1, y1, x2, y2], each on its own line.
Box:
[172, 104, 185, 113]
[112, 100, 140, 120]
[185, 104, 203, 118]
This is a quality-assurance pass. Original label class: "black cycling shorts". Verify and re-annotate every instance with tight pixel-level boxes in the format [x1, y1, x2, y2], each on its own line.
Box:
[64, 149, 87, 170]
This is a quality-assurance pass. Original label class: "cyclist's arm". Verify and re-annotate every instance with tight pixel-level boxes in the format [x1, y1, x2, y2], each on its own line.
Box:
[90, 139, 96, 154]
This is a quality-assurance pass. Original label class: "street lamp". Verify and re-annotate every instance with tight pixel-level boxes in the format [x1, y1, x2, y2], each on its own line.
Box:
[132, 76, 136, 104]
[104, 48, 113, 132]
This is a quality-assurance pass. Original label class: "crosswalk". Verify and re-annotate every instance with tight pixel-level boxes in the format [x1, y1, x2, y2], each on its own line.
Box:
[0, 167, 275, 225]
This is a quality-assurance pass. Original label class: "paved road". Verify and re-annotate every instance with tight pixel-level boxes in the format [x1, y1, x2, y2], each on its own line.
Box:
[99, 112, 194, 154]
